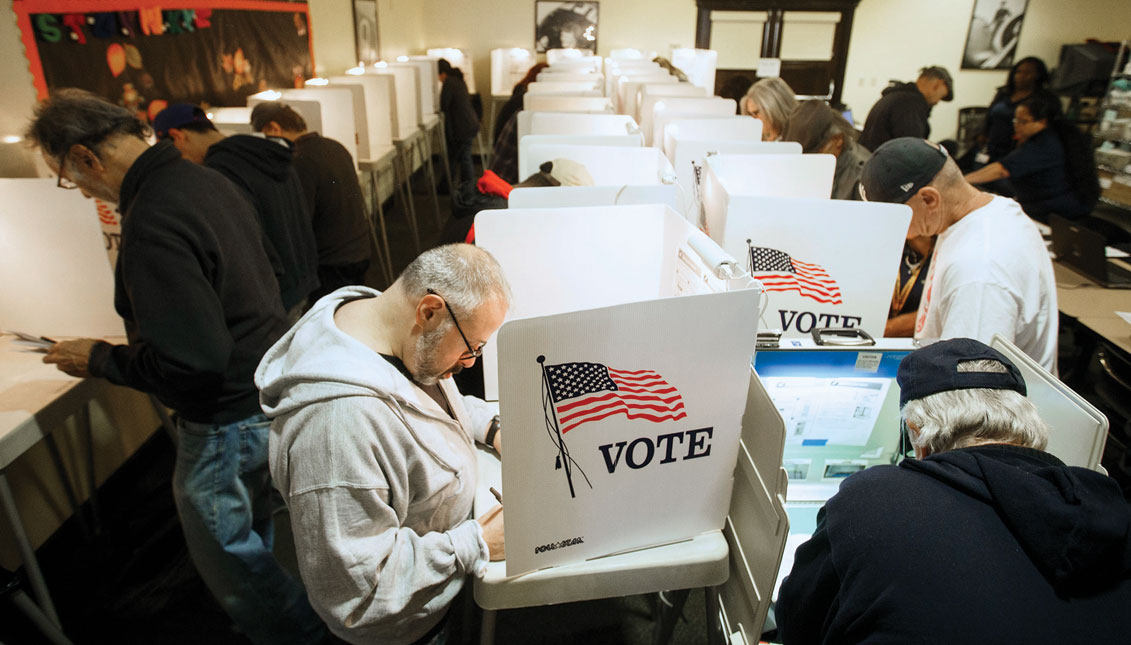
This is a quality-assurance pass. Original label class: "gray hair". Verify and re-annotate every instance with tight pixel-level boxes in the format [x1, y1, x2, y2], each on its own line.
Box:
[741, 77, 798, 132]
[25, 88, 150, 158]
[397, 244, 511, 317]
[928, 156, 965, 191]
[902, 359, 1049, 454]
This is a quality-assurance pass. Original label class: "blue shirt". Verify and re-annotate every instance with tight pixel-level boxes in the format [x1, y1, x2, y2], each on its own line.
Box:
[1001, 129, 1088, 221]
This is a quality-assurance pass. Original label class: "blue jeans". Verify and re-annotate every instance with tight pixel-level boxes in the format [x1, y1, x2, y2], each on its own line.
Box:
[173, 413, 325, 645]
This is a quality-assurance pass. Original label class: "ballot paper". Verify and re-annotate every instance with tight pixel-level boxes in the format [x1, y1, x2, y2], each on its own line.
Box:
[6, 330, 56, 352]
[1118, 311, 1131, 327]
[762, 376, 891, 447]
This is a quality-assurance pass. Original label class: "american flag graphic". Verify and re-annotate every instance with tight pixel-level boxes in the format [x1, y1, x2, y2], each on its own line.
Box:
[748, 246, 843, 305]
[544, 362, 687, 433]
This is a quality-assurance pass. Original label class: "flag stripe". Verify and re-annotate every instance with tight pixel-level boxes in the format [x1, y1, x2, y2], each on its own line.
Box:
[559, 398, 687, 425]
[546, 361, 687, 433]
[759, 276, 841, 297]
[556, 390, 683, 413]
[562, 406, 688, 432]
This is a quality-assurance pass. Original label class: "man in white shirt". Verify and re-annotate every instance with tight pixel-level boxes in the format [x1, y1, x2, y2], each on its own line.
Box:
[860, 137, 1058, 372]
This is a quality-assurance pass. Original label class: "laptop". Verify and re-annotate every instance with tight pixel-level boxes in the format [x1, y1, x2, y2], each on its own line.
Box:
[1049, 214, 1131, 288]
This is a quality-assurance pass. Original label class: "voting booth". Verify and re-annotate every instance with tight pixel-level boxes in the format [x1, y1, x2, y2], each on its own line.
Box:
[518, 134, 642, 180]
[525, 81, 603, 96]
[662, 116, 764, 160]
[670, 141, 800, 219]
[303, 80, 371, 160]
[490, 48, 535, 97]
[248, 88, 359, 170]
[508, 185, 682, 214]
[671, 48, 719, 91]
[371, 64, 420, 139]
[518, 112, 639, 142]
[388, 61, 433, 124]
[523, 95, 614, 113]
[616, 75, 679, 116]
[636, 83, 710, 131]
[648, 97, 738, 147]
[475, 204, 763, 576]
[208, 107, 254, 136]
[0, 179, 121, 337]
[520, 144, 675, 187]
[546, 50, 601, 71]
[537, 71, 604, 83]
[329, 73, 395, 157]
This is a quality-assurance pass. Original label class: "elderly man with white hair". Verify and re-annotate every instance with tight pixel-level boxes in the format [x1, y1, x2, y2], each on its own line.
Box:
[256, 244, 509, 645]
[776, 338, 1131, 644]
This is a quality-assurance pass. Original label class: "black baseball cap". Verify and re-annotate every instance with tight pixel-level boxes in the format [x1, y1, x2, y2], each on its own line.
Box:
[896, 338, 1027, 408]
[920, 66, 954, 102]
[858, 137, 949, 203]
[151, 103, 212, 139]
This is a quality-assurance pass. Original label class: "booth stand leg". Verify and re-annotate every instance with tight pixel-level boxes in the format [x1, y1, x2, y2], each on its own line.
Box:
[478, 608, 497, 645]
[419, 125, 443, 229]
[0, 472, 62, 628]
[651, 588, 691, 645]
[367, 168, 394, 284]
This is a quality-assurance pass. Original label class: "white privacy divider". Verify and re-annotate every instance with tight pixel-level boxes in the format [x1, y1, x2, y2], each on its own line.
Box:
[248, 88, 358, 169]
[671, 48, 718, 91]
[304, 81, 371, 160]
[547, 50, 601, 71]
[662, 116, 763, 160]
[389, 61, 432, 123]
[508, 185, 682, 215]
[526, 81, 603, 96]
[523, 95, 614, 113]
[637, 84, 711, 133]
[519, 134, 642, 180]
[491, 48, 535, 97]
[617, 75, 680, 117]
[671, 141, 801, 217]
[604, 61, 663, 97]
[521, 144, 676, 187]
[649, 97, 738, 147]
[329, 74, 395, 155]
[518, 111, 640, 141]
[209, 107, 253, 136]
[537, 72, 605, 83]
[0, 179, 121, 337]
[371, 64, 420, 139]
[427, 47, 476, 94]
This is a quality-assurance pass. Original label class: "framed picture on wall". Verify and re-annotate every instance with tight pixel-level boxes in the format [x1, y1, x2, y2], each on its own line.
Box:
[353, 0, 379, 66]
[535, 1, 598, 54]
[961, 0, 1029, 70]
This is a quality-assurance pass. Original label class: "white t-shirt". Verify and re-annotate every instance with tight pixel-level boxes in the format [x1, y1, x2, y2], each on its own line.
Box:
[914, 195, 1058, 372]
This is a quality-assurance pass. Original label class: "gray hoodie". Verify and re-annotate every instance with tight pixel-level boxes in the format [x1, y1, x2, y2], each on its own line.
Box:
[256, 287, 495, 644]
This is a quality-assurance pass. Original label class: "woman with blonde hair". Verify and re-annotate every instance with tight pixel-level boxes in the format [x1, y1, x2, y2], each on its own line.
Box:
[741, 77, 798, 141]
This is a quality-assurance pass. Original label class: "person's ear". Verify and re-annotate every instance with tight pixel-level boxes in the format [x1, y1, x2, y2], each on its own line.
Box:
[167, 128, 189, 145]
[416, 292, 446, 329]
[69, 144, 103, 173]
[261, 121, 284, 137]
[918, 185, 942, 211]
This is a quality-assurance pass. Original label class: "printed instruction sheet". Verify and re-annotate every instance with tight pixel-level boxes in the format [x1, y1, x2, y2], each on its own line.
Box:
[762, 376, 890, 447]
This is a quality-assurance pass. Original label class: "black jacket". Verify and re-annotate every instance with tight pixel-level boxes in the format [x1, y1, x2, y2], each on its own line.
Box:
[204, 134, 319, 310]
[291, 132, 371, 267]
[777, 444, 1131, 644]
[440, 69, 480, 145]
[858, 82, 931, 152]
[88, 142, 289, 424]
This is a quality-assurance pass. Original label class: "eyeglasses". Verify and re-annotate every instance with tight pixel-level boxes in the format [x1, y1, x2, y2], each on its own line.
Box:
[426, 288, 485, 359]
[56, 154, 79, 190]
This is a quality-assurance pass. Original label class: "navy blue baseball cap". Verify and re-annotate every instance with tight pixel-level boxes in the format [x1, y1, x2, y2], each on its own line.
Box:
[859, 137, 949, 203]
[151, 103, 211, 139]
[896, 338, 1027, 408]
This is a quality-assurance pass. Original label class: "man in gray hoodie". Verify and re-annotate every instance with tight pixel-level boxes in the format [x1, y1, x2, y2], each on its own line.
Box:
[256, 243, 508, 645]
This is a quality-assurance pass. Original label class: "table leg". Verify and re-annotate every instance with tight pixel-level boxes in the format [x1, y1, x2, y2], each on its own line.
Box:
[651, 588, 691, 645]
[479, 608, 497, 645]
[0, 470, 62, 628]
[368, 168, 394, 283]
[43, 433, 89, 541]
[396, 146, 422, 252]
[11, 589, 73, 645]
[420, 125, 443, 229]
[79, 402, 101, 535]
[437, 116, 455, 196]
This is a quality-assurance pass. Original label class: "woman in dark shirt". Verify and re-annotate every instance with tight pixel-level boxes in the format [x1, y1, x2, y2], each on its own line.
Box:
[965, 93, 1097, 222]
[981, 57, 1057, 163]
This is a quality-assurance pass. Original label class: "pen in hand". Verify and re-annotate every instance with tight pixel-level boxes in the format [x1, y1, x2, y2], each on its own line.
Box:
[489, 486, 503, 504]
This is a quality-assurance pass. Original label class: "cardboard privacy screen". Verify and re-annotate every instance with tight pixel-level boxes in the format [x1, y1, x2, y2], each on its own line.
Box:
[497, 289, 760, 575]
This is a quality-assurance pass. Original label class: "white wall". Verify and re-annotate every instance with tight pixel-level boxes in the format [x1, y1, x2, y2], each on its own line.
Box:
[842, 0, 1131, 140]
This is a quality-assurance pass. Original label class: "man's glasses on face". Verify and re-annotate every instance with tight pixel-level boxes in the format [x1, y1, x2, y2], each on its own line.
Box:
[426, 288, 486, 360]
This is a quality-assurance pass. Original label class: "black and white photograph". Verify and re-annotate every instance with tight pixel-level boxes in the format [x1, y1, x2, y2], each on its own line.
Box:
[535, 1, 598, 54]
[353, 0, 380, 66]
[961, 0, 1029, 69]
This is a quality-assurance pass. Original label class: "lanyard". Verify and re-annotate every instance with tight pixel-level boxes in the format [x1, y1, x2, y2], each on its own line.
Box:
[890, 240, 934, 317]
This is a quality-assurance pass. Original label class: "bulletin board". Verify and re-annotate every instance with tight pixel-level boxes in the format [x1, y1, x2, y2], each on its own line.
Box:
[13, 0, 315, 118]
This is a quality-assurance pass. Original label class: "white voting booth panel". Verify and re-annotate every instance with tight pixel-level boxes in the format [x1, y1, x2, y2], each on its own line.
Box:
[671, 141, 801, 217]
[537, 72, 604, 83]
[329, 74, 395, 153]
[671, 48, 719, 91]
[703, 192, 911, 340]
[371, 65, 420, 139]
[388, 62, 430, 124]
[519, 112, 639, 142]
[617, 75, 679, 117]
[426, 48, 476, 94]
[304, 81, 370, 160]
[406, 56, 441, 114]
[547, 50, 601, 71]
[0, 179, 121, 337]
[649, 98, 738, 147]
[662, 116, 764, 159]
[522, 145, 675, 187]
[249, 89, 359, 170]
[635, 83, 708, 127]
[208, 107, 253, 136]
[491, 48, 535, 97]
[523, 95, 614, 113]
[476, 205, 760, 575]
[518, 135, 642, 180]
[246, 93, 325, 137]
[508, 185, 682, 214]
[525, 81, 603, 96]
[990, 335, 1109, 470]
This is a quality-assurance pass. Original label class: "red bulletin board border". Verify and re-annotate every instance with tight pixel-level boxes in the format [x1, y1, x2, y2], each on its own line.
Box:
[12, 0, 315, 100]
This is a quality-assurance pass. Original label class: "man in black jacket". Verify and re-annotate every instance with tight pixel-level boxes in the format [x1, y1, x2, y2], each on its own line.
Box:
[776, 338, 1131, 644]
[153, 104, 319, 319]
[250, 102, 372, 302]
[858, 66, 953, 151]
[29, 89, 325, 644]
[439, 59, 480, 185]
